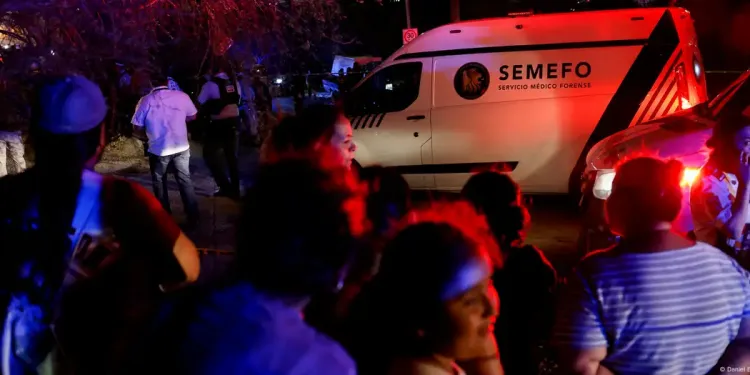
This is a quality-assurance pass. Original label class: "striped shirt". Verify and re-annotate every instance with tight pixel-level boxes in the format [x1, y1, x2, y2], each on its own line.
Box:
[554, 242, 750, 374]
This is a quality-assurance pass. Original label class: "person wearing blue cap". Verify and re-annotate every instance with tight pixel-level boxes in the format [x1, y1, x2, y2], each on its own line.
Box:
[0, 75, 200, 374]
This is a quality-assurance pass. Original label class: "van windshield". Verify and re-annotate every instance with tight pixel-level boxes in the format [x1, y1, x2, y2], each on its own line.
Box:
[344, 62, 422, 116]
[708, 71, 750, 119]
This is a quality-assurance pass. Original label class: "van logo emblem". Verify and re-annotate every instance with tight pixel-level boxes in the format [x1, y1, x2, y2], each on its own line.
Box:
[454, 62, 489, 100]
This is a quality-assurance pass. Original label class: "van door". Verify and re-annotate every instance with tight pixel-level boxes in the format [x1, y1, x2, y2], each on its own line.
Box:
[347, 59, 434, 189]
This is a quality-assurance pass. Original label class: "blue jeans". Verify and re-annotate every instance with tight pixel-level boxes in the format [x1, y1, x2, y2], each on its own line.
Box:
[149, 150, 199, 223]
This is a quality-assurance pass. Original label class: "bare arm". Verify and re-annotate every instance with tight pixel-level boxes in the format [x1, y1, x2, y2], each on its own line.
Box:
[132, 125, 147, 141]
[725, 184, 750, 240]
[553, 268, 612, 375]
[558, 347, 612, 375]
[114, 180, 201, 292]
[159, 232, 200, 292]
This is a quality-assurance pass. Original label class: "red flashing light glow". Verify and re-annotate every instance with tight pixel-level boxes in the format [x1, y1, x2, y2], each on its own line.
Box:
[681, 167, 700, 187]
[680, 97, 692, 110]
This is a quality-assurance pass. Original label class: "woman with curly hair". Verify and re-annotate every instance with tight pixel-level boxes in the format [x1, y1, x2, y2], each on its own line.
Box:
[462, 171, 557, 375]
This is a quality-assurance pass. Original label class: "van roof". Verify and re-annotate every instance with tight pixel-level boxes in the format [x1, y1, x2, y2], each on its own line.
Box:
[388, 7, 690, 63]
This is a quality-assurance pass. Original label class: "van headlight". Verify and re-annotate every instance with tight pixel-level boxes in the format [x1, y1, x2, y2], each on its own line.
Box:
[592, 169, 615, 200]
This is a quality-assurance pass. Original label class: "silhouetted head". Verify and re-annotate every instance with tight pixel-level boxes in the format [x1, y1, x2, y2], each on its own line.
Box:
[462, 171, 528, 248]
[605, 157, 683, 237]
[706, 109, 750, 172]
[359, 166, 411, 234]
[150, 71, 169, 87]
[269, 104, 356, 168]
[211, 59, 231, 75]
[31, 75, 108, 171]
[237, 152, 367, 298]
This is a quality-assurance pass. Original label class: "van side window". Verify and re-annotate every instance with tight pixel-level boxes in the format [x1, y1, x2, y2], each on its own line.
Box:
[348, 62, 422, 115]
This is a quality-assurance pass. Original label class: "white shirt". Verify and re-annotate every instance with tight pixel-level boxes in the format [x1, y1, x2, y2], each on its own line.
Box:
[197, 72, 241, 119]
[691, 167, 750, 248]
[131, 87, 197, 156]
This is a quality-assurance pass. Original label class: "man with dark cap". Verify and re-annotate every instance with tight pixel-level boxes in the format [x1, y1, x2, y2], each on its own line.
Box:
[0, 75, 200, 374]
[197, 62, 242, 198]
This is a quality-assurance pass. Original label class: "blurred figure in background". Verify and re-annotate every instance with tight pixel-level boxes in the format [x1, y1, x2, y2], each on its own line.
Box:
[198, 62, 242, 199]
[169, 153, 366, 375]
[236, 70, 258, 144]
[0, 75, 199, 374]
[0, 96, 27, 178]
[358, 166, 411, 268]
[292, 71, 307, 115]
[251, 75, 273, 144]
[166, 66, 181, 92]
[462, 171, 556, 375]
[555, 157, 750, 374]
[115, 62, 131, 90]
[305, 166, 411, 341]
[692, 109, 750, 269]
[347, 202, 503, 375]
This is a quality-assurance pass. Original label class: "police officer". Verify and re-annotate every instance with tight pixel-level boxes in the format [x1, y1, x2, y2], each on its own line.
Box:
[691, 109, 750, 268]
[197, 62, 242, 198]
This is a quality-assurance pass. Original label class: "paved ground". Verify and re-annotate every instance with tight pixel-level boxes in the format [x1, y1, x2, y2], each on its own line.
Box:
[96, 137, 583, 277]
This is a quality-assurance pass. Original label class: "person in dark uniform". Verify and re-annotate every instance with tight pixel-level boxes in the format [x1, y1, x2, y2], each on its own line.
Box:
[691, 109, 750, 268]
[197, 63, 242, 198]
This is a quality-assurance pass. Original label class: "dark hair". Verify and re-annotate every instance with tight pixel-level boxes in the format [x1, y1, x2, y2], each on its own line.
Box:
[275, 104, 344, 150]
[24, 76, 105, 305]
[611, 157, 683, 223]
[237, 153, 366, 297]
[150, 71, 169, 87]
[353, 203, 499, 363]
[461, 171, 528, 247]
[706, 111, 750, 170]
[359, 166, 411, 234]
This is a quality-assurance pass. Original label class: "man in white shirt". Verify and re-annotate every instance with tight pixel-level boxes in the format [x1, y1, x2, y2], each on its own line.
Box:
[132, 74, 200, 226]
[197, 64, 242, 198]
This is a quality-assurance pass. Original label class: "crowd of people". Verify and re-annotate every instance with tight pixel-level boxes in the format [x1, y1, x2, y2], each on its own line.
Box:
[3, 72, 750, 375]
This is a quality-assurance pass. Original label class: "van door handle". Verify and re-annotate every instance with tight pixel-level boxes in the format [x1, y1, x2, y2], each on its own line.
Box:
[407, 115, 426, 121]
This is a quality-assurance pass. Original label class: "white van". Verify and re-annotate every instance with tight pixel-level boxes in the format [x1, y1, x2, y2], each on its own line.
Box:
[345, 7, 708, 194]
[578, 70, 750, 253]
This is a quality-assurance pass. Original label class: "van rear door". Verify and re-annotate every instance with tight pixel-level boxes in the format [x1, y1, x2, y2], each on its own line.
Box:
[347, 58, 435, 189]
